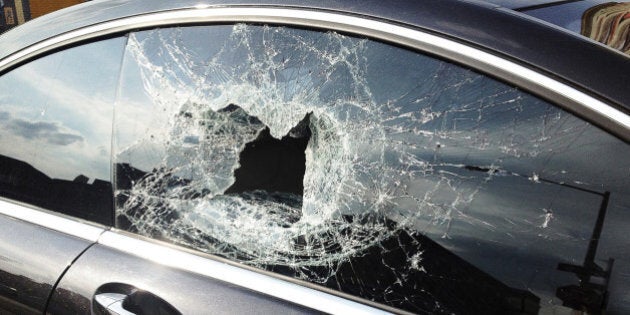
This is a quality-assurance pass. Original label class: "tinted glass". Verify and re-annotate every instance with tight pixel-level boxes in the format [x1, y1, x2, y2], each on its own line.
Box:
[0, 37, 125, 225]
[113, 25, 630, 314]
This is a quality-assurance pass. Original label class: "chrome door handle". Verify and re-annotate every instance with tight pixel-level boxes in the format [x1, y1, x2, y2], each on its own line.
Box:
[93, 284, 181, 315]
[94, 293, 136, 315]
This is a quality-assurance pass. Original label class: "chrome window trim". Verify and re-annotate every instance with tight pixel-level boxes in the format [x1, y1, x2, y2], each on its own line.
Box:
[98, 230, 393, 315]
[0, 7, 628, 139]
[0, 198, 105, 241]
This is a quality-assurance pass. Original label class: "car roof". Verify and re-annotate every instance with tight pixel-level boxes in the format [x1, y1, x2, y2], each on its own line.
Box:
[1, 0, 629, 116]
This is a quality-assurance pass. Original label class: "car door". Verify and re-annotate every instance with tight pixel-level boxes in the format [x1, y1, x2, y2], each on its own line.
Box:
[42, 8, 630, 314]
[0, 207, 101, 314]
[0, 36, 124, 314]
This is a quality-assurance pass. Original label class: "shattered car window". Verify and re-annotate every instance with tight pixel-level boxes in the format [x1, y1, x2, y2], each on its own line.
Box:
[113, 25, 630, 314]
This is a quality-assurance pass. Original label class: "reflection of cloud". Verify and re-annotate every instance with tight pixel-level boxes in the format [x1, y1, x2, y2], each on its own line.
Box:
[13, 67, 113, 138]
[7, 118, 83, 145]
[12, 120, 82, 145]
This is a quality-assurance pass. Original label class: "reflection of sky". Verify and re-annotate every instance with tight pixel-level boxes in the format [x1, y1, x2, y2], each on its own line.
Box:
[0, 37, 126, 181]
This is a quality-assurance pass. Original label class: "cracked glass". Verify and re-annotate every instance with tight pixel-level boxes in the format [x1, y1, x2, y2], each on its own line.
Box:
[113, 24, 630, 314]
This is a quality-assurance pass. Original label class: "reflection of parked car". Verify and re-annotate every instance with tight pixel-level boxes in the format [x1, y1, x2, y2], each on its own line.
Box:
[1, 0, 629, 314]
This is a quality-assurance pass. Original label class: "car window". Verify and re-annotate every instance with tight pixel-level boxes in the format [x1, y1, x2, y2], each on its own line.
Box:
[0, 37, 126, 225]
[113, 24, 630, 314]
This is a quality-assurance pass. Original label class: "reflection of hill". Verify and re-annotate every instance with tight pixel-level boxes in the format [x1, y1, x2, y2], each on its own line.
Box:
[582, 2, 630, 54]
[0, 154, 112, 225]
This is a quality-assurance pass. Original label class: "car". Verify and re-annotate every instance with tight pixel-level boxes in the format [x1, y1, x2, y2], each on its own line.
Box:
[0, 0, 629, 314]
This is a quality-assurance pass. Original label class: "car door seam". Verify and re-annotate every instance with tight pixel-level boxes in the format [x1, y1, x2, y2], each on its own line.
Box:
[42, 239, 102, 314]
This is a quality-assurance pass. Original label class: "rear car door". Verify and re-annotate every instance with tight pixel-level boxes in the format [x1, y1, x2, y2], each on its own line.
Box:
[0, 207, 101, 314]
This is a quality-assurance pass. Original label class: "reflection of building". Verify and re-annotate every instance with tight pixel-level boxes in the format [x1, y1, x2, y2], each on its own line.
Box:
[0, 0, 86, 34]
[582, 2, 630, 54]
[0, 154, 113, 225]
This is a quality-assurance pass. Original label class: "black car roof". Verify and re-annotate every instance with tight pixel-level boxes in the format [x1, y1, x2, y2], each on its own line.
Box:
[1, 0, 629, 114]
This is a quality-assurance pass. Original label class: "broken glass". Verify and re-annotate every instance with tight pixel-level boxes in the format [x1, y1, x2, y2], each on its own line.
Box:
[113, 24, 630, 314]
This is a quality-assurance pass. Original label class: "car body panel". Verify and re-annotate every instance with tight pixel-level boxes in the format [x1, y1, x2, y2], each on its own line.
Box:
[0, 210, 94, 313]
[47, 243, 322, 314]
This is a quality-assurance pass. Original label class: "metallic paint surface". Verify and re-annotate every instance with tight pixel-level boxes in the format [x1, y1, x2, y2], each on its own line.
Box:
[48, 243, 359, 314]
[0, 213, 93, 313]
[0, 199, 104, 242]
[97, 231, 394, 314]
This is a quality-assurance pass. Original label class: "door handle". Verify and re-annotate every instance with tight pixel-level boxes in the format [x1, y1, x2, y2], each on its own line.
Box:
[93, 283, 181, 315]
[94, 293, 136, 315]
